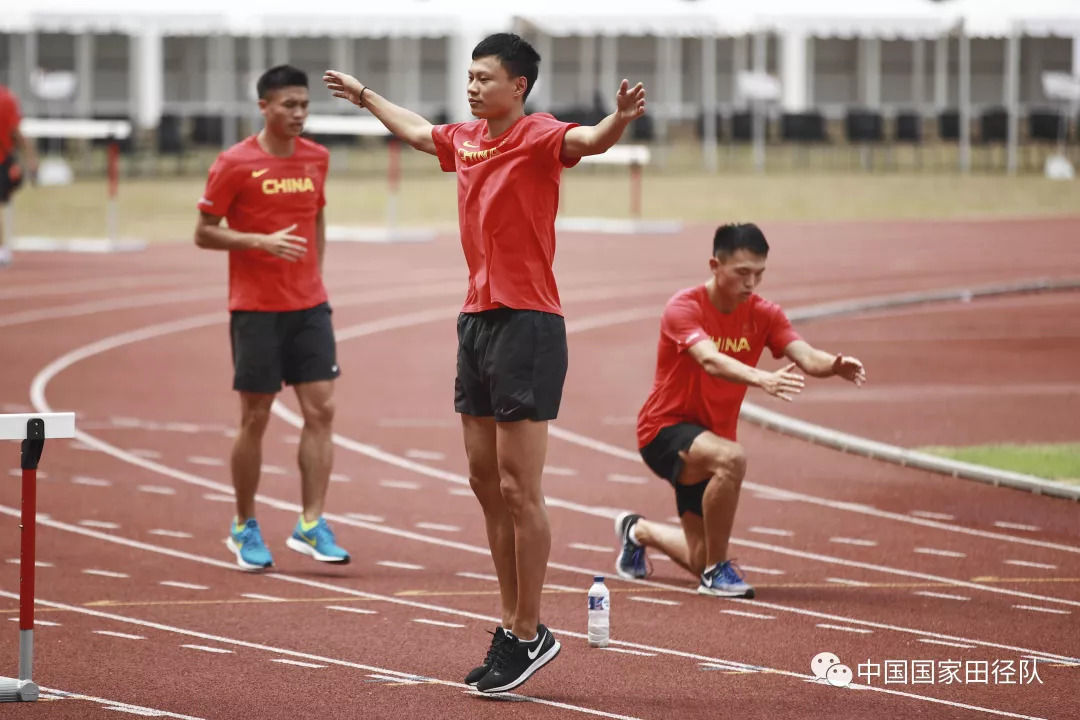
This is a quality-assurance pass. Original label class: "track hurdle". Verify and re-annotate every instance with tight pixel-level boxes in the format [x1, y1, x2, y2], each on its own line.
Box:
[12, 118, 143, 253]
[304, 114, 437, 243]
[0, 412, 76, 703]
[557, 144, 682, 235]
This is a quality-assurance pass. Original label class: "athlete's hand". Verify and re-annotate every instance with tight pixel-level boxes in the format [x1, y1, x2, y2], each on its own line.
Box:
[832, 354, 866, 386]
[323, 70, 366, 106]
[257, 223, 307, 262]
[615, 79, 646, 121]
[758, 363, 805, 402]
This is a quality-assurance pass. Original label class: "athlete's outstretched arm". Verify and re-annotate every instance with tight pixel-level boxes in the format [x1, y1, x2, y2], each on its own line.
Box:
[687, 340, 805, 402]
[783, 340, 866, 384]
[322, 70, 436, 156]
[562, 79, 646, 159]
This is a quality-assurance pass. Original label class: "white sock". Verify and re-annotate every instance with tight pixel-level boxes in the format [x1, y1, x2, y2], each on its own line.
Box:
[628, 522, 641, 546]
[518, 633, 538, 644]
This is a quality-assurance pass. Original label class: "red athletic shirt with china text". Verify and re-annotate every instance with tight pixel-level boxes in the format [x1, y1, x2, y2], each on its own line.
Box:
[637, 287, 801, 448]
[431, 113, 579, 316]
[197, 135, 329, 312]
[0, 85, 21, 161]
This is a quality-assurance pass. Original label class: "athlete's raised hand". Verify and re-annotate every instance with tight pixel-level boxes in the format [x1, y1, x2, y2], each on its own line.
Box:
[832, 354, 866, 386]
[615, 79, 646, 121]
[322, 70, 366, 106]
[758, 363, 805, 402]
[258, 223, 307, 262]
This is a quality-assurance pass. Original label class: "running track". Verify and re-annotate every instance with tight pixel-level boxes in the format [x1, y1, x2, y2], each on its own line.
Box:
[1, 217, 1078, 719]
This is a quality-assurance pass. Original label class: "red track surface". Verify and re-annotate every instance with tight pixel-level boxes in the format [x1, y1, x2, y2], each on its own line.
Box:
[1, 217, 1078, 720]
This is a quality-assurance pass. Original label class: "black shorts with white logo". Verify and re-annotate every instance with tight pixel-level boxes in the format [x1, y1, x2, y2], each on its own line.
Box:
[455, 308, 568, 422]
[0, 156, 23, 204]
[640, 422, 710, 488]
[229, 302, 340, 394]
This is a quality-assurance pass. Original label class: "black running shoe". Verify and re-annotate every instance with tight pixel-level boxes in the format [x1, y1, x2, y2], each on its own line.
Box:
[465, 626, 509, 686]
[475, 624, 561, 694]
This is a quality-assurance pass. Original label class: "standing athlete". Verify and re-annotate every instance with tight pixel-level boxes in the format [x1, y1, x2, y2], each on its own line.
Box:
[323, 33, 646, 693]
[195, 65, 349, 571]
[616, 223, 866, 598]
[0, 83, 38, 267]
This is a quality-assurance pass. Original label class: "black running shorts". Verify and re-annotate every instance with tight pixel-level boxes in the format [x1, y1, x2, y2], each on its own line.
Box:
[455, 308, 568, 422]
[229, 302, 340, 394]
[0, 156, 23, 204]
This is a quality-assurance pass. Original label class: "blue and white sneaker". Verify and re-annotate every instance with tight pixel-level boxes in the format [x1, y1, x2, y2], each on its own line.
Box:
[698, 560, 754, 598]
[286, 517, 350, 564]
[614, 512, 648, 579]
[225, 518, 274, 570]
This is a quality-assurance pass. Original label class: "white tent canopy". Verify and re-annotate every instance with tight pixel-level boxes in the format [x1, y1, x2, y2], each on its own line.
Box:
[749, 0, 959, 39]
[951, 0, 1080, 38]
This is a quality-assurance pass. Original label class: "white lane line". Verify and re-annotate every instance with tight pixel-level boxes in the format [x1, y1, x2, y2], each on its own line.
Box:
[149, 529, 193, 539]
[1005, 560, 1057, 570]
[544, 583, 581, 593]
[569, 543, 614, 553]
[83, 569, 130, 579]
[995, 522, 1041, 532]
[9, 469, 47, 479]
[909, 510, 955, 521]
[376, 561, 424, 571]
[415, 522, 461, 533]
[94, 631, 146, 640]
[914, 548, 967, 558]
[182, 645, 233, 654]
[405, 449, 445, 461]
[457, 572, 498, 582]
[918, 639, 976, 649]
[827, 578, 873, 587]
[749, 527, 793, 537]
[160, 581, 209, 591]
[261, 465, 288, 475]
[10, 618, 60, 626]
[345, 513, 384, 523]
[72, 476, 111, 487]
[600, 647, 656, 657]
[1013, 605, 1071, 615]
[830, 537, 878, 547]
[240, 593, 284, 602]
[629, 597, 680, 606]
[720, 610, 775, 620]
[607, 473, 649, 485]
[448, 488, 475, 497]
[138, 485, 176, 496]
[326, 606, 378, 615]
[412, 619, 466, 629]
[740, 566, 785, 575]
[202, 493, 234, 503]
[817, 624, 873, 634]
[6, 559, 52, 567]
[187, 456, 224, 467]
[79, 520, 120, 529]
[544, 466, 578, 476]
[914, 591, 971, 601]
[271, 659, 326, 668]
[130, 449, 162, 460]
[379, 480, 421, 490]
[330, 473, 350, 483]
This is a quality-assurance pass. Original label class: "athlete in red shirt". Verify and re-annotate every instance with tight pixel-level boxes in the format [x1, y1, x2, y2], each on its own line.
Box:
[616, 224, 867, 599]
[194, 65, 349, 572]
[0, 84, 39, 267]
[323, 33, 646, 693]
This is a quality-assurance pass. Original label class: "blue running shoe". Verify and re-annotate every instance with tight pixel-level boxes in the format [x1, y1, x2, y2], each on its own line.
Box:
[286, 517, 350, 564]
[614, 512, 648, 580]
[226, 518, 273, 570]
[698, 560, 754, 598]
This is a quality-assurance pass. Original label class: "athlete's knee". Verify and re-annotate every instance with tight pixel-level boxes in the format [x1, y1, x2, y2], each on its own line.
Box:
[497, 471, 541, 516]
[301, 396, 335, 430]
[468, 465, 501, 505]
[239, 399, 273, 435]
[708, 442, 746, 483]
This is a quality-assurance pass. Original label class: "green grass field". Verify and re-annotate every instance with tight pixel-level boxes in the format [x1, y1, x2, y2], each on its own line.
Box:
[921, 444, 1080, 485]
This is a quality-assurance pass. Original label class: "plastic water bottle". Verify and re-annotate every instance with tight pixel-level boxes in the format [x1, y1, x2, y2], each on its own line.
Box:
[588, 575, 610, 647]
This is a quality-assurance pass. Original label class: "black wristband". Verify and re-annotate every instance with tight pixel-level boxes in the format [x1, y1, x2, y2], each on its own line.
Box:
[358, 87, 369, 108]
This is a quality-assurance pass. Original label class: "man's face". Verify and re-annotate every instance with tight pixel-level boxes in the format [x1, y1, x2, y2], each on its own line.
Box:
[260, 86, 309, 137]
[467, 56, 526, 119]
[710, 248, 767, 304]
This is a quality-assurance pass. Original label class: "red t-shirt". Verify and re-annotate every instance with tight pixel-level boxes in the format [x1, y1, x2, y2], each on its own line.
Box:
[431, 113, 579, 316]
[197, 135, 329, 312]
[637, 287, 801, 448]
[0, 86, 21, 161]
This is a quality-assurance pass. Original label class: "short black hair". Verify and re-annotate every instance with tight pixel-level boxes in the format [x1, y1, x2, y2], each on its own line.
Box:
[472, 33, 541, 102]
[713, 223, 769, 260]
[257, 65, 308, 100]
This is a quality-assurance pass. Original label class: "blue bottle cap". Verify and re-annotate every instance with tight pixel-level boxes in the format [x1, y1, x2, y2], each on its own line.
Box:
[594, 575, 604, 582]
